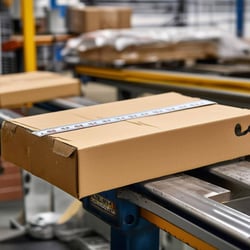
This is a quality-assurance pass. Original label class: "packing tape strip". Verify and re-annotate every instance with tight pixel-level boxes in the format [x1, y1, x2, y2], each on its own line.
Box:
[32, 99, 216, 137]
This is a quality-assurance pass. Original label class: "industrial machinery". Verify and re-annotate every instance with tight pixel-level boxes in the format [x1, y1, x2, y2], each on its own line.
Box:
[74, 65, 250, 109]
[82, 158, 250, 250]
[0, 93, 249, 249]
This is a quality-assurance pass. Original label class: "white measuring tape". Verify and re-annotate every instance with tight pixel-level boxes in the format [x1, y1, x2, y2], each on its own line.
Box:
[32, 99, 216, 137]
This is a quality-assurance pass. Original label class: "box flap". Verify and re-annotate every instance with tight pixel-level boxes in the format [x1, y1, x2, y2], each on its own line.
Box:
[53, 140, 76, 158]
[2, 121, 79, 197]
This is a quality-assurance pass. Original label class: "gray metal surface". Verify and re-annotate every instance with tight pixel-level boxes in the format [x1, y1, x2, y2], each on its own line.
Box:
[70, 236, 110, 250]
[118, 169, 250, 249]
[210, 161, 250, 187]
[119, 189, 240, 250]
[0, 109, 21, 125]
[0, 201, 26, 242]
[142, 175, 250, 246]
[47, 97, 97, 109]
[66, 97, 97, 107]
[27, 212, 60, 240]
[147, 173, 231, 202]
[225, 196, 250, 216]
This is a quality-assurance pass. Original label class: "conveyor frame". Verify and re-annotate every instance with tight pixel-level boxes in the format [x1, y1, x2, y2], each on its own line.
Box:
[75, 65, 250, 108]
[82, 160, 250, 250]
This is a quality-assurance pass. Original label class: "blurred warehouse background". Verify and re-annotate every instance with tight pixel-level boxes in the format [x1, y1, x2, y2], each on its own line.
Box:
[0, 1, 250, 250]
[1, 0, 250, 74]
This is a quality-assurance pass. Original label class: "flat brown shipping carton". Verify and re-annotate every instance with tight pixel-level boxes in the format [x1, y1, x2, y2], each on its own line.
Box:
[67, 6, 131, 34]
[118, 7, 132, 28]
[100, 7, 120, 29]
[2, 93, 250, 199]
[100, 7, 131, 29]
[79, 41, 218, 65]
[67, 6, 100, 34]
[0, 71, 81, 108]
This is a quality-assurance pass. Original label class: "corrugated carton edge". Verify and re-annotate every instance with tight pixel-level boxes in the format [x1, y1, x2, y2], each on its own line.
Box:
[53, 140, 76, 158]
[75, 115, 250, 198]
[1, 120, 79, 198]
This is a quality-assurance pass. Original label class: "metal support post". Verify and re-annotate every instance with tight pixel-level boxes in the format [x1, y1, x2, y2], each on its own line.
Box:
[236, 0, 245, 37]
[21, 0, 37, 71]
[175, 0, 187, 26]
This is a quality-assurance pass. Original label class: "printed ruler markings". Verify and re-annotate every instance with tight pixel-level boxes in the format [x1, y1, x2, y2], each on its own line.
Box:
[32, 100, 216, 137]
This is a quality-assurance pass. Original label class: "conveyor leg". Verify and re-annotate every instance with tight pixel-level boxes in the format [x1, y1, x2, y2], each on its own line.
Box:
[82, 190, 159, 250]
[236, 0, 245, 37]
[111, 218, 159, 250]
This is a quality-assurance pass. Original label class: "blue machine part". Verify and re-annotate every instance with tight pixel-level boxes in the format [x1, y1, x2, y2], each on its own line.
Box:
[82, 190, 159, 250]
[54, 42, 64, 62]
[50, 0, 67, 17]
[236, 0, 245, 37]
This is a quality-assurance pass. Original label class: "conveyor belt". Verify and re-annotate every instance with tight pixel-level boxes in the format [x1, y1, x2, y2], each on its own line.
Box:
[34, 97, 97, 112]
[0, 109, 21, 125]
[75, 65, 250, 108]
[118, 160, 250, 250]
[75, 66, 250, 94]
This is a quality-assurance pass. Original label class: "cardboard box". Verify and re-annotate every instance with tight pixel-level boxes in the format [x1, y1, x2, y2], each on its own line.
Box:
[67, 6, 100, 34]
[0, 71, 81, 108]
[2, 93, 250, 199]
[118, 7, 132, 28]
[99, 7, 131, 30]
[79, 41, 218, 65]
[67, 6, 131, 34]
[100, 7, 119, 29]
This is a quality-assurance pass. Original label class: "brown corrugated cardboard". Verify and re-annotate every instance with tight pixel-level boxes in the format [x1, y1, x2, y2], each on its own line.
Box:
[100, 7, 119, 29]
[79, 7, 100, 33]
[118, 7, 132, 28]
[67, 6, 100, 34]
[0, 71, 81, 108]
[99, 6, 131, 30]
[2, 93, 250, 199]
[67, 6, 131, 34]
[79, 41, 218, 64]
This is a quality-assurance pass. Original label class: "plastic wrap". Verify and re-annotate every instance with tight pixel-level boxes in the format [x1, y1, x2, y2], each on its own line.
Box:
[62, 27, 250, 64]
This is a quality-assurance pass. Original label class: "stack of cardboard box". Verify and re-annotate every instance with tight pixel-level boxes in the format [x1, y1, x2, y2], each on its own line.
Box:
[78, 41, 218, 65]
